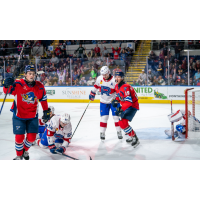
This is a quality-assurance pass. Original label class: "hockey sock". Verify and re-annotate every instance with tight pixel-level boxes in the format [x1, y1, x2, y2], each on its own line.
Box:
[118, 119, 136, 137]
[15, 134, 25, 156]
[100, 115, 109, 133]
[37, 139, 41, 146]
[23, 133, 37, 152]
[113, 116, 121, 132]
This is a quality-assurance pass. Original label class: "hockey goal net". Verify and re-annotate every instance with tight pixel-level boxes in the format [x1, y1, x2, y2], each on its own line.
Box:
[185, 88, 200, 139]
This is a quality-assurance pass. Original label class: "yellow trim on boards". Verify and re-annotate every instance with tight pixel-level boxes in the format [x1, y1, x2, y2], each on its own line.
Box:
[0, 99, 186, 104]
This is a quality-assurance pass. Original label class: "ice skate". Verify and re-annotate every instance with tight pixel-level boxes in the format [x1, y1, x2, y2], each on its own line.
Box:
[126, 137, 133, 143]
[13, 156, 23, 160]
[131, 135, 140, 148]
[23, 149, 29, 160]
[100, 132, 105, 141]
[117, 131, 123, 139]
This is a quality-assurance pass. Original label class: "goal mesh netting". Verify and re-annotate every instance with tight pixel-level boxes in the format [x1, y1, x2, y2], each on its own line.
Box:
[185, 89, 200, 139]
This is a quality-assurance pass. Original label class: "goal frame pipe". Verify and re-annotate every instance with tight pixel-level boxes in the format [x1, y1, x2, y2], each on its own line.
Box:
[185, 88, 194, 139]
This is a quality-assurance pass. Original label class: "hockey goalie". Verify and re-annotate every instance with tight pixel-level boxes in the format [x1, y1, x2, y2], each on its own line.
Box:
[165, 109, 200, 141]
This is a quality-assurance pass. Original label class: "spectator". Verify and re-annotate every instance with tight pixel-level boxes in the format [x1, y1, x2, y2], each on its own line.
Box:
[159, 50, 165, 64]
[102, 46, 109, 56]
[149, 50, 156, 61]
[0, 72, 3, 86]
[79, 77, 87, 85]
[46, 50, 52, 59]
[55, 45, 62, 57]
[72, 71, 78, 81]
[168, 74, 176, 85]
[94, 44, 101, 56]
[75, 44, 85, 58]
[162, 44, 168, 57]
[177, 65, 183, 76]
[87, 77, 95, 86]
[147, 69, 154, 82]
[132, 80, 139, 86]
[0, 44, 6, 56]
[180, 79, 187, 86]
[58, 80, 64, 86]
[90, 66, 97, 79]
[157, 63, 164, 76]
[195, 60, 200, 71]
[17, 43, 22, 55]
[111, 43, 121, 64]
[138, 69, 147, 85]
[57, 69, 66, 84]
[158, 75, 165, 85]
[66, 40, 71, 45]
[113, 66, 122, 76]
[45, 78, 52, 86]
[174, 42, 182, 60]
[50, 54, 59, 65]
[85, 50, 93, 60]
[53, 82, 58, 86]
[189, 77, 194, 86]
[181, 57, 187, 72]
[194, 69, 200, 83]
[152, 76, 158, 85]
[92, 40, 97, 44]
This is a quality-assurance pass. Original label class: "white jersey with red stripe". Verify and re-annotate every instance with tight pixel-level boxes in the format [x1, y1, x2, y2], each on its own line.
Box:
[92, 75, 116, 104]
[46, 115, 72, 148]
[168, 110, 186, 125]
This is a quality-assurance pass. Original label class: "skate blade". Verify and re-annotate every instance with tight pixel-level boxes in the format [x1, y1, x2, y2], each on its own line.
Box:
[133, 141, 140, 148]
[118, 137, 123, 140]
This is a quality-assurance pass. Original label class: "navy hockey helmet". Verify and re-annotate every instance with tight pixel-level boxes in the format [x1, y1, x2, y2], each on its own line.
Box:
[115, 71, 124, 78]
[24, 65, 36, 74]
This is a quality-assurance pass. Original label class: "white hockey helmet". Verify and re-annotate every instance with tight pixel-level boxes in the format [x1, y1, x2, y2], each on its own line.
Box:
[49, 106, 55, 114]
[100, 66, 110, 75]
[60, 113, 70, 124]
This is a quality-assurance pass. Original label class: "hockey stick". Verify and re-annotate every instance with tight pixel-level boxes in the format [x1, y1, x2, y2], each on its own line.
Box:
[171, 100, 175, 141]
[0, 40, 27, 115]
[71, 100, 91, 139]
[55, 151, 79, 160]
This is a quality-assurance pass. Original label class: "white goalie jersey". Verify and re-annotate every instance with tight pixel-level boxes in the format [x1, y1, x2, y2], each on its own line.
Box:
[46, 115, 72, 148]
[92, 75, 116, 104]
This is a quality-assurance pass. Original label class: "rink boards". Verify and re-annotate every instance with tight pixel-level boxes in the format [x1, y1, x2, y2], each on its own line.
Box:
[0, 86, 199, 104]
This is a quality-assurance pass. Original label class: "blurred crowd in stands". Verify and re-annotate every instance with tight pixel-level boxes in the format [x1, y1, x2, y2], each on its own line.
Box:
[0, 40, 136, 86]
[134, 41, 200, 86]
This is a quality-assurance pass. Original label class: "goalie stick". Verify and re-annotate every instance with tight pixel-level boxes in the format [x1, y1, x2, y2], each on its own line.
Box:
[0, 40, 27, 115]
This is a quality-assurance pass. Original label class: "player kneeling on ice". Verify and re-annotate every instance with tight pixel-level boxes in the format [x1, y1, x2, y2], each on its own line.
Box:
[2, 65, 50, 160]
[165, 109, 200, 141]
[36, 113, 72, 155]
[111, 71, 140, 148]
[89, 66, 122, 141]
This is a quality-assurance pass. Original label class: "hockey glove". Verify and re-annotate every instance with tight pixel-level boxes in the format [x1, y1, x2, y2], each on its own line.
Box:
[89, 91, 96, 101]
[111, 99, 119, 108]
[115, 107, 123, 117]
[55, 146, 66, 154]
[49, 145, 57, 154]
[42, 109, 51, 123]
[2, 77, 14, 88]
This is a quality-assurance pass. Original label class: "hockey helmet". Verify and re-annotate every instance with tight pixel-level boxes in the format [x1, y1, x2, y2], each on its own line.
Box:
[24, 65, 36, 74]
[60, 113, 70, 125]
[115, 71, 124, 78]
[100, 66, 110, 75]
[49, 106, 55, 114]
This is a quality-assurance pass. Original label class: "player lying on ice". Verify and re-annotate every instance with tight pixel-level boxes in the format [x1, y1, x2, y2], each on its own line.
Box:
[2, 65, 50, 160]
[111, 71, 140, 148]
[165, 109, 200, 141]
[36, 113, 72, 155]
[89, 66, 122, 141]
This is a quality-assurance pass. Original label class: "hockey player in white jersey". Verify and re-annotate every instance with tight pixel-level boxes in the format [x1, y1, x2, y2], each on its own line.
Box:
[36, 113, 72, 154]
[165, 109, 200, 141]
[37, 106, 55, 139]
[89, 66, 122, 141]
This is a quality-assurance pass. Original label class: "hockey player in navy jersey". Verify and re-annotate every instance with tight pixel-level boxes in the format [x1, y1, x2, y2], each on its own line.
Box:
[111, 71, 140, 148]
[2, 65, 50, 160]
[89, 66, 122, 141]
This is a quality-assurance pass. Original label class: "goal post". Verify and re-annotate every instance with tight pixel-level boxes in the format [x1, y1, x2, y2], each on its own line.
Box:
[185, 88, 200, 139]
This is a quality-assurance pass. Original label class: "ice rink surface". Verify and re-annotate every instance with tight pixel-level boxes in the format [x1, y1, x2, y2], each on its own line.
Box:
[1, 102, 200, 160]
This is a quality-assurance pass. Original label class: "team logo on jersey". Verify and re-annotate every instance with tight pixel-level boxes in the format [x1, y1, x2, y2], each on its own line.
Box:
[111, 83, 113, 86]
[21, 92, 37, 104]
[101, 86, 111, 96]
[16, 126, 20, 130]
[100, 80, 103, 84]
